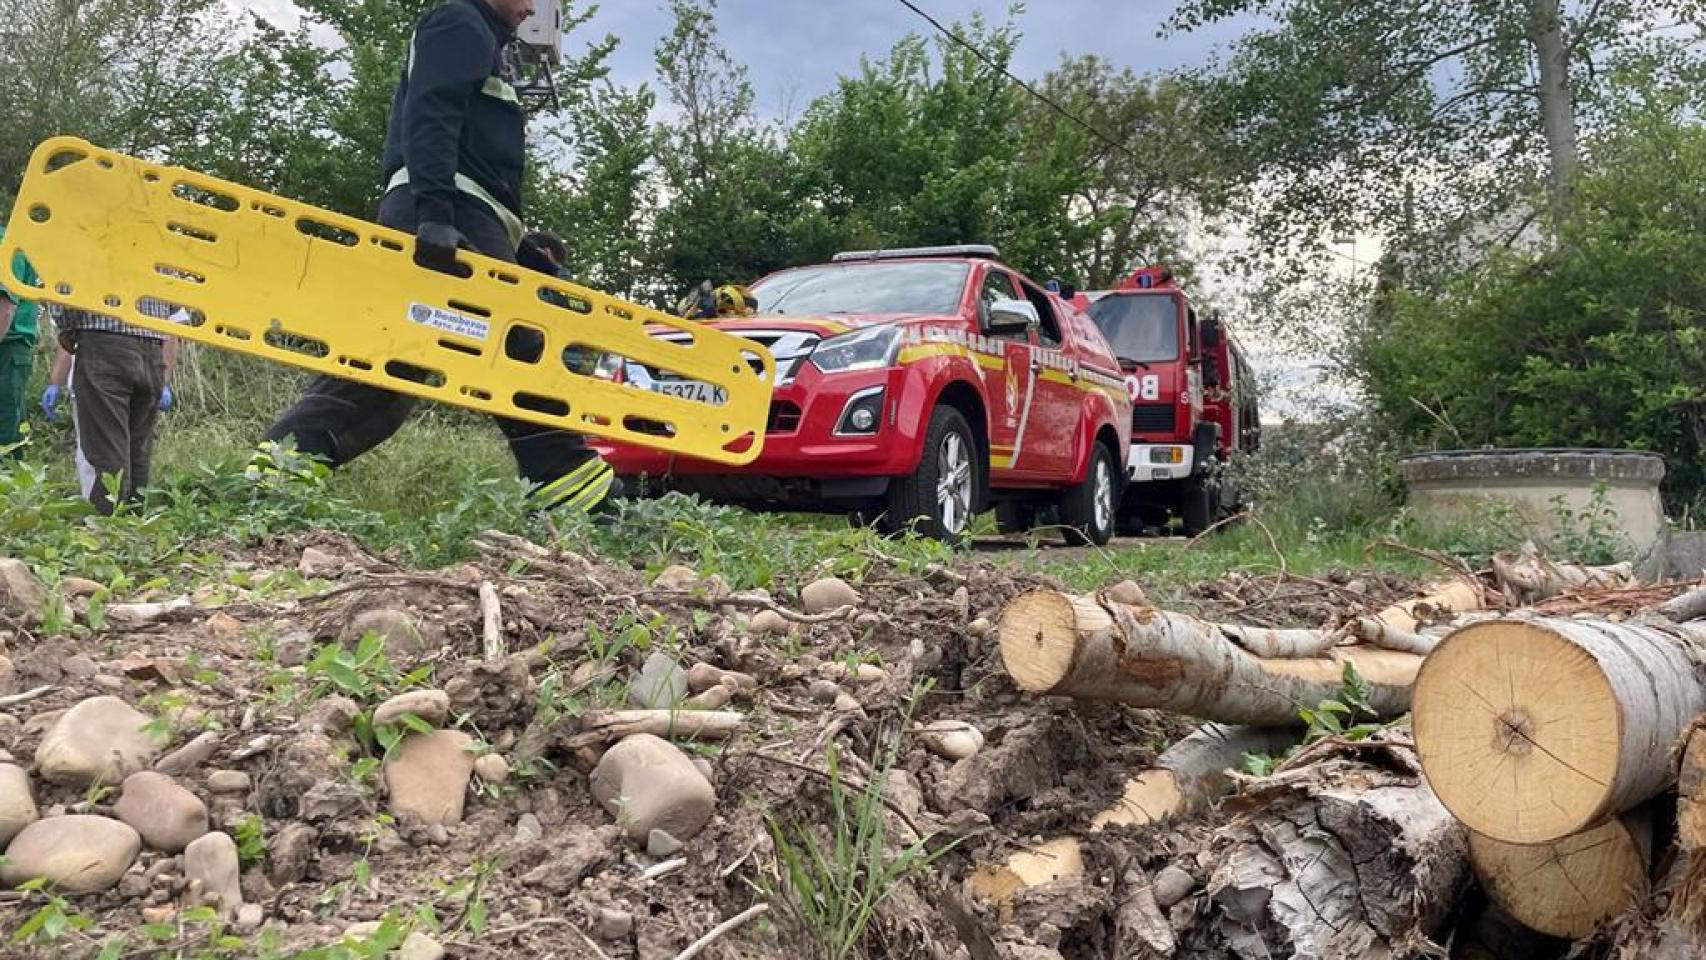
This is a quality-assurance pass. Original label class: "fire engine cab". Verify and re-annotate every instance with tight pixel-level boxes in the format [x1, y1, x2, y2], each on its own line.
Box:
[1085, 266, 1261, 535]
[595, 245, 1134, 544]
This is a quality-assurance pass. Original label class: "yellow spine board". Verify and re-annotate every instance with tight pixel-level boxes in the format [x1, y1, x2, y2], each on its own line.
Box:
[0, 138, 774, 465]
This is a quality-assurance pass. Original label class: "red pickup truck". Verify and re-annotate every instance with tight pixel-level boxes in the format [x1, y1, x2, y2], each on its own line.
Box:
[594, 245, 1133, 544]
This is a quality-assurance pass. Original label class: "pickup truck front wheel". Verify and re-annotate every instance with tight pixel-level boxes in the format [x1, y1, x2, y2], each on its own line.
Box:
[882, 406, 982, 542]
[1058, 442, 1118, 546]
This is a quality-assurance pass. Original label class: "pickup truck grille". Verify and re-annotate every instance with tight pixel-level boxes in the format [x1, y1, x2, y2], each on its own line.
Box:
[638, 329, 819, 384]
[1132, 403, 1175, 434]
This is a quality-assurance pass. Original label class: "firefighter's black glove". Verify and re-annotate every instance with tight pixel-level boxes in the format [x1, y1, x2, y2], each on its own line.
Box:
[415, 221, 468, 275]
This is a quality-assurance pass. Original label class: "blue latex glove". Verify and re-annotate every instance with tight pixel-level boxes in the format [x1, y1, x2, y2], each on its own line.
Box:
[159, 384, 173, 411]
[40, 384, 60, 418]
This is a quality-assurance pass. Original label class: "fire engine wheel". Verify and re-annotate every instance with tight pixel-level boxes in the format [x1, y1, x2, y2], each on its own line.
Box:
[1180, 475, 1222, 536]
[1058, 442, 1118, 546]
[882, 406, 982, 542]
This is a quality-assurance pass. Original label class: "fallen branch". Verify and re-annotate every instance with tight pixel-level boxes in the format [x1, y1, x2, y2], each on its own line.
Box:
[0, 685, 56, 708]
[561, 710, 744, 750]
[478, 581, 504, 660]
[104, 596, 194, 627]
[1342, 615, 1439, 656]
[672, 903, 769, 960]
[1662, 584, 1706, 623]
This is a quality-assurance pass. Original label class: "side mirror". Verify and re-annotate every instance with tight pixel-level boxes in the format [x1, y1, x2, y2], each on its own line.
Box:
[987, 298, 1040, 336]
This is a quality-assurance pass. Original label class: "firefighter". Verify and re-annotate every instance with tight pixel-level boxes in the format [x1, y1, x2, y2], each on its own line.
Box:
[676, 281, 758, 320]
[260, 0, 618, 517]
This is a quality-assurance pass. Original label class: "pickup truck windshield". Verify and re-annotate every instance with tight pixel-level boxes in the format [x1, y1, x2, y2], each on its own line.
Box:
[751, 261, 970, 316]
[1089, 293, 1180, 364]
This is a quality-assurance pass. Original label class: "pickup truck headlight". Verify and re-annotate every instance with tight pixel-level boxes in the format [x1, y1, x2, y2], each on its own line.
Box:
[808, 325, 903, 373]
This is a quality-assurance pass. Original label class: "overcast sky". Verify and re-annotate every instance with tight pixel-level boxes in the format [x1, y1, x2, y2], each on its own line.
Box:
[237, 0, 1249, 114]
[579, 1, 1248, 118]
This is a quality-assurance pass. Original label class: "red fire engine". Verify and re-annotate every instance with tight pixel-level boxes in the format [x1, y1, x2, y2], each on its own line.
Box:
[1083, 266, 1261, 535]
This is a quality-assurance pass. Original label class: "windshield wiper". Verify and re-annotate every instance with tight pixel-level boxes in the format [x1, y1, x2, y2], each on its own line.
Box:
[1121, 358, 1152, 372]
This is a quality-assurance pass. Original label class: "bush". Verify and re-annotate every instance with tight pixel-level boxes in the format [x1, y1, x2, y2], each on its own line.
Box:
[1353, 98, 1706, 519]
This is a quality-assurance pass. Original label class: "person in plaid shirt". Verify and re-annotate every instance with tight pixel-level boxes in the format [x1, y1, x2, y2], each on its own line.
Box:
[51, 299, 178, 514]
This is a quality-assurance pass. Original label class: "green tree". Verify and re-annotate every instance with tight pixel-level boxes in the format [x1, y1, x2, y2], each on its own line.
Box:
[1171, 0, 1706, 264]
[1026, 56, 1215, 288]
[1353, 88, 1706, 512]
[647, 0, 832, 297]
[0, 0, 237, 205]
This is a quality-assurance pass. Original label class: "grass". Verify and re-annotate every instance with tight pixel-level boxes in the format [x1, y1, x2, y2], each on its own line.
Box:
[2, 357, 1555, 607]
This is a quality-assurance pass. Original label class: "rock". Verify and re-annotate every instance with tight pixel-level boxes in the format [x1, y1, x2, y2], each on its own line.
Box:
[629, 652, 688, 710]
[298, 695, 359, 735]
[371, 689, 450, 729]
[115, 771, 209, 852]
[0, 763, 38, 845]
[818, 661, 889, 686]
[1103, 579, 1149, 607]
[257, 733, 345, 820]
[35, 696, 163, 786]
[267, 822, 317, 885]
[747, 609, 789, 635]
[514, 812, 543, 845]
[597, 907, 634, 940]
[801, 576, 860, 614]
[235, 903, 265, 933]
[299, 779, 366, 822]
[684, 685, 733, 710]
[518, 826, 618, 893]
[646, 828, 683, 857]
[685, 663, 757, 694]
[885, 768, 924, 819]
[652, 564, 698, 591]
[341, 608, 431, 660]
[383, 730, 475, 826]
[967, 617, 993, 638]
[1152, 864, 1196, 909]
[154, 731, 222, 777]
[62, 654, 98, 677]
[61, 576, 104, 598]
[183, 831, 242, 918]
[273, 630, 314, 668]
[832, 693, 865, 716]
[0, 656, 12, 695]
[590, 734, 715, 844]
[204, 611, 244, 639]
[473, 753, 509, 784]
[808, 680, 844, 703]
[915, 720, 984, 761]
[0, 559, 47, 625]
[206, 770, 251, 794]
[397, 932, 445, 960]
[297, 547, 339, 578]
[0, 815, 141, 893]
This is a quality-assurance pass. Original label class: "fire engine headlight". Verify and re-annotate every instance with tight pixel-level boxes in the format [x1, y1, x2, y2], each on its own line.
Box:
[1149, 447, 1185, 464]
[808, 325, 903, 373]
[835, 387, 886, 435]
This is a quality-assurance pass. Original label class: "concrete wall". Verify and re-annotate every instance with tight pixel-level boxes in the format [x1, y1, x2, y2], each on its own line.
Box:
[1400, 450, 1667, 555]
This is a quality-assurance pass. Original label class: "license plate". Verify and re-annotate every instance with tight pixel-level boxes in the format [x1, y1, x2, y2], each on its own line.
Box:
[654, 380, 727, 404]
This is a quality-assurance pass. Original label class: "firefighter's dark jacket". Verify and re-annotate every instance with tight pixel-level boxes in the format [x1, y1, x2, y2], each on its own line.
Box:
[380, 0, 525, 235]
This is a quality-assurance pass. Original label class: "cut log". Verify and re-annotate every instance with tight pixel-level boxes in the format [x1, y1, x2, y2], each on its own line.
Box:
[1413, 616, 1706, 844]
[1672, 720, 1706, 937]
[1091, 723, 1300, 829]
[1469, 813, 1651, 939]
[1178, 738, 1468, 960]
[967, 723, 1300, 915]
[1374, 578, 1487, 634]
[999, 591, 1420, 725]
[1662, 585, 1706, 623]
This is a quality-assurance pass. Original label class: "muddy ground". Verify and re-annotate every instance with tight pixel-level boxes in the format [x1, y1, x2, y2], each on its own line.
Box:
[0, 531, 1422, 959]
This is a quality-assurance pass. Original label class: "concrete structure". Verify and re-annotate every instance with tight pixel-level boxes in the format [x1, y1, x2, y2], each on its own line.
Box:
[1399, 449, 1667, 555]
